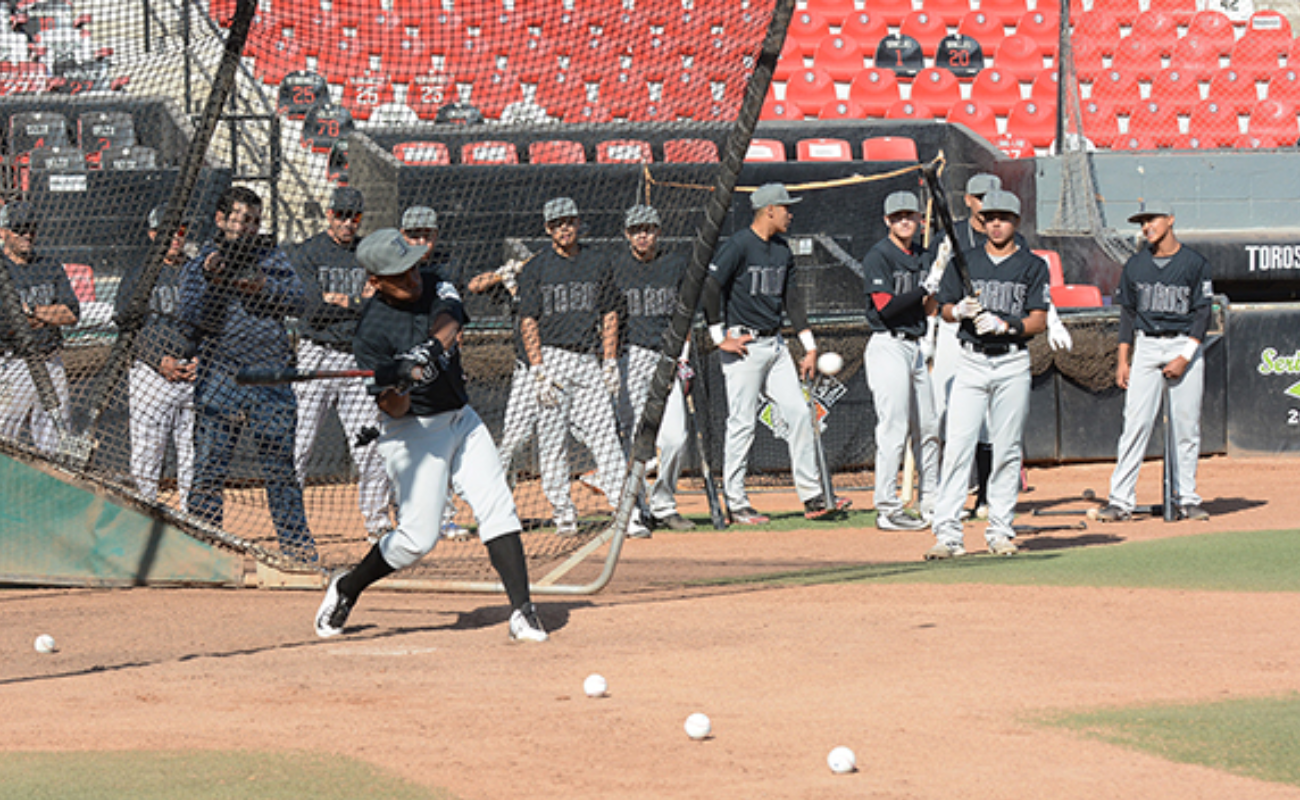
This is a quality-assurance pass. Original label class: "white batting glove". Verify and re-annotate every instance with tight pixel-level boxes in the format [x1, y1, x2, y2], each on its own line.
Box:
[602, 358, 620, 396]
[1047, 305, 1073, 352]
[532, 364, 561, 408]
[497, 258, 523, 293]
[974, 311, 1010, 336]
[919, 315, 938, 362]
[953, 295, 984, 320]
[924, 238, 951, 295]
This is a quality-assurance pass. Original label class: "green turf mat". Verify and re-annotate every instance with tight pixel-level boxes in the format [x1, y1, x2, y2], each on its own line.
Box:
[0, 751, 455, 800]
[1041, 694, 1300, 787]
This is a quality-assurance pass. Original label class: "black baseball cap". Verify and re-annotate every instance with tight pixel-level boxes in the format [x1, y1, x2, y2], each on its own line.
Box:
[0, 201, 38, 231]
[330, 187, 365, 214]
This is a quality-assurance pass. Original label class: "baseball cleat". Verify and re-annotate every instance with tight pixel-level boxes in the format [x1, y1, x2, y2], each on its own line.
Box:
[730, 507, 770, 525]
[626, 515, 652, 539]
[654, 513, 696, 531]
[877, 510, 930, 531]
[509, 602, 548, 643]
[987, 536, 1018, 556]
[1180, 504, 1210, 521]
[553, 514, 578, 537]
[315, 570, 354, 638]
[924, 541, 967, 561]
[804, 495, 852, 520]
[1093, 504, 1132, 522]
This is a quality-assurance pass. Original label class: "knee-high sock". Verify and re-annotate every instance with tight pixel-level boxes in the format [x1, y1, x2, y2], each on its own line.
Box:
[338, 545, 396, 601]
[487, 531, 531, 610]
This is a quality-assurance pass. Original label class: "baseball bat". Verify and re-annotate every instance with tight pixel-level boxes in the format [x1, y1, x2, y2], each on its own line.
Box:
[920, 158, 977, 297]
[1031, 507, 1090, 517]
[1162, 380, 1178, 522]
[1013, 520, 1087, 535]
[900, 435, 916, 506]
[683, 375, 727, 530]
[804, 380, 840, 511]
[236, 367, 373, 385]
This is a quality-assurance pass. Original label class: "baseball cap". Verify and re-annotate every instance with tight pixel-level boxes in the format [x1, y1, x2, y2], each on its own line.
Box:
[980, 189, 1021, 217]
[624, 204, 661, 228]
[0, 201, 38, 230]
[330, 187, 365, 214]
[883, 191, 921, 216]
[357, 228, 428, 276]
[148, 206, 164, 230]
[1128, 200, 1174, 223]
[401, 205, 438, 231]
[965, 174, 1002, 197]
[750, 182, 802, 210]
[544, 197, 579, 223]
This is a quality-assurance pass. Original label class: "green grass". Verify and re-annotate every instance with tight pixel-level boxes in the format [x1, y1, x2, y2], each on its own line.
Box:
[1042, 695, 1300, 787]
[676, 508, 880, 533]
[0, 751, 456, 800]
[692, 528, 1300, 593]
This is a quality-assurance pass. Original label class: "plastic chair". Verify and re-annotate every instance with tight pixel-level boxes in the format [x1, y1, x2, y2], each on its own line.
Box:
[99, 144, 157, 171]
[911, 67, 962, 116]
[868, 0, 913, 27]
[783, 66, 837, 115]
[970, 67, 1023, 115]
[840, 12, 888, 57]
[813, 34, 869, 82]
[460, 140, 518, 165]
[1129, 10, 1179, 58]
[1208, 67, 1261, 114]
[1231, 132, 1283, 149]
[1015, 10, 1059, 48]
[1069, 34, 1106, 83]
[979, 0, 1028, 26]
[1186, 10, 1236, 60]
[806, 0, 856, 26]
[1266, 67, 1300, 108]
[78, 111, 134, 154]
[1246, 99, 1298, 144]
[1187, 100, 1240, 147]
[528, 140, 586, 164]
[9, 111, 68, 157]
[899, 11, 947, 58]
[759, 96, 802, 121]
[774, 35, 804, 82]
[819, 99, 870, 119]
[796, 138, 853, 161]
[935, 34, 985, 78]
[1079, 100, 1120, 148]
[1089, 0, 1141, 26]
[597, 139, 652, 164]
[1150, 68, 1204, 115]
[875, 34, 925, 78]
[1072, 8, 1119, 43]
[392, 140, 450, 165]
[1033, 249, 1065, 286]
[787, 9, 830, 56]
[1088, 69, 1142, 115]
[947, 100, 1000, 142]
[1030, 68, 1059, 105]
[847, 68, 901, 116]
[664, 138, 720, 162]
[993, 34, 1045, 82]
[1147, 0, 1197, 26]
[1005, 99, 1056, 147]
[992, 133, 1035, 158]
[1230, 34, 1289, 82]
[925, 0, 973, 27]
[1238, 10, 1293, 56]
[1111, 35, 1162, 82]
[745, 138, 787, 162]
[29, 145, 86, 173]
[1169, 35, 1219, 83]
[1127, 100, 1180, 147]
[341, 74, 394, 121]
[886, 100, 936, 119]
[861, 136, 919, 161]
[1051, 284, 1103, 308]
[957, 11, 1005, 55]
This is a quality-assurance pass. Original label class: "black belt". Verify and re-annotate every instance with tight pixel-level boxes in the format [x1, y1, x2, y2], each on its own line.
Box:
[883, 330, 919, 341]
[1142, 330, 1184, 338]
[734, 325, 780, 338]
[962, 340, 1025, 356]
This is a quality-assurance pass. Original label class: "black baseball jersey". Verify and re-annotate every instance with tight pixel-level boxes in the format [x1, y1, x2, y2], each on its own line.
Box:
[517, 244, 616, 353]
[861, 237, 933, 337]
[707, 228, 803, 332]
[353, 268, 469, 417]
[0, 254, 80, 357]
[291, 231, 366, 349]
[114, 257, 195, 372]
[610, 247, 687, 350]
[1115, 245, 1213, 340]
[938, 246, 1050, 348]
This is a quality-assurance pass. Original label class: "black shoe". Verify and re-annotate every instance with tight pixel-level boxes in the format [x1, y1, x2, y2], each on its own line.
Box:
[654, 513, 696, 531]
[315, 570, 354, 638]
[804, 495, 852, 520]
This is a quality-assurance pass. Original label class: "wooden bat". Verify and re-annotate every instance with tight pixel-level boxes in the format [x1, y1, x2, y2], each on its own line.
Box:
[236, 367, 373, 385]
[1162, 380, 1178, 522]
[1013, 520, 1087, 535]
[804, 380, 840, 512]
[900, 436, 916, 507]
[683, 373, 727, 529]
[920, 158, 977, 297]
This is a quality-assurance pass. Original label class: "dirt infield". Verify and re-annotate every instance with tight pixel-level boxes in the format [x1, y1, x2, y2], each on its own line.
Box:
[5, 456, 1300, 799]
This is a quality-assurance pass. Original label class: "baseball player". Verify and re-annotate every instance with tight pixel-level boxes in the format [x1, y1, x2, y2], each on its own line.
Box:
[518, 197, 649, 537]
[0, 202, 79, 453]
[115, 207, 197, 504]
[701, 183, 849, 523]
[926, 189, 1050, 560]
[862, 191, 949, 531]
[290, 187, 392, 541]
[315, 228, 546, 642]
[1095, 201, 1213, 522]
[609, 204, 693, 531]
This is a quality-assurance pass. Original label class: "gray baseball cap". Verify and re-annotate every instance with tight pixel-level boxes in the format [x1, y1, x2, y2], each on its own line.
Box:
[544, 197, 579, 223]
[884, 191, 921, 216]
[1128, 200, 1174, 223]
[330, 186, 364, 214]
[965, 173, 1002, 197]
[401, 205, 438, 230]
[980, 189, 1021, 217]
[357, 228, 428, 276]
[624, 204, 661, 228]
[0, 201, 37, 230]
[751, 182, 802, 210]
[148, 206, 164, 230]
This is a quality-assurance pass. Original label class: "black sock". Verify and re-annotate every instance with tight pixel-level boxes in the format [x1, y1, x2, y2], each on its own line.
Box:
[338, 545, 396, 600]
[486, 532, 531, 610]
[975, 442, 993, 504]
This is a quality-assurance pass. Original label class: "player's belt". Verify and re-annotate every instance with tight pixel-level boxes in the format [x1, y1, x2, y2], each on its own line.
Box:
[962, 340, 1024, 356]
[732, 325, 780, 338]
[884, 330, 919, 341]
[1141, 330, 1184, 338]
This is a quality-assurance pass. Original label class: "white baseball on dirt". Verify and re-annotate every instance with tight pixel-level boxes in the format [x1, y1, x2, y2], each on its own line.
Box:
[684, 712, 711, 740]
[817, 352, 844, 376]
[34, 634, 57, 654]
[583, 673, 608, 698]
[827, 746, 857, 774]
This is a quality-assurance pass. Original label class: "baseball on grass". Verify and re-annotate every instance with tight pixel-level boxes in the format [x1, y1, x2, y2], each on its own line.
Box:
[684, 712, 712, 740]
[816, 351, 844, 376]
[34, 634, 57, 654]
[583, 673, 608, 698]
[827, 746, 857, 774]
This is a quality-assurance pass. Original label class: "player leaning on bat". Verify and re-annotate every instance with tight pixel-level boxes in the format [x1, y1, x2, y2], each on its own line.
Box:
[1094, 202, 1213, 523]
[925, 189, 1050, 560]
[315, 228, 547, 642]
[702, 183, 849, 523]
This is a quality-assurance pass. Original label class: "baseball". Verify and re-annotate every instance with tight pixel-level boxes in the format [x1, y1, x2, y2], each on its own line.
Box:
[684, 712, 711, 740]
[1086, 507, 1099, 521]
[583, 673, 608, 698]
[816, 351, 844, 376]
[827, 746, 857, 774]
[33, 634, 57, 654]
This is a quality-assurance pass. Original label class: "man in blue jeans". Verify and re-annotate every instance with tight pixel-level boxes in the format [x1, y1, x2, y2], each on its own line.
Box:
[179, 186, 317, 562]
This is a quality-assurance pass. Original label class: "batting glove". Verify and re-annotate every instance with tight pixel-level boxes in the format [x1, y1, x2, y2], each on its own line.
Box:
[395, 339, 444, 389]
[497, 258, 523, 293]
[974, 311, 1011, 337]
[919, 315, 938, 363]
[602, 358, 620, 396]
[1047, 305, 1073, 352]
[953, 295, 984, 320]
[924, 238, 951, 295]
[532, 364, 561, 408]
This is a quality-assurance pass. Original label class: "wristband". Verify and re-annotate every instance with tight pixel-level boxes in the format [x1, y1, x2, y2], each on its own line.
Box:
[1007, 318, 1024, 337]
[709, 324, 726, 346]
[798, 330, 816, 352]
[1180, 339, 1200, 362]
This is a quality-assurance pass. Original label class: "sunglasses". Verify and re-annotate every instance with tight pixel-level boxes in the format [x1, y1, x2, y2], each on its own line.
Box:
[332, 212, 363, 222]
[9, 226, 36, 237]
[548, 217, 578, 230]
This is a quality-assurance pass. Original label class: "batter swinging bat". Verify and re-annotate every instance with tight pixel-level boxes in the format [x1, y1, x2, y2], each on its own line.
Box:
[237, 367, 373, 385]
[920, 159, 977, 297]
[1162, 380, 1178, 522]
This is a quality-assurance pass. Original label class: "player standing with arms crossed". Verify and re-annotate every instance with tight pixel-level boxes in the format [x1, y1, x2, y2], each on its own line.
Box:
[291, 187, 392, 542]
[315, 228, 546, 642]
[701, 183, 848, 523]
[925, 190, 1049, 560]
[861, 191, 948, 531]
[1095, 202, 1213, 523]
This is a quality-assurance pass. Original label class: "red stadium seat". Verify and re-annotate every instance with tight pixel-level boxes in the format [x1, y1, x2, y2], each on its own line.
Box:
[301, 104, 354, 155]
[1128, 100, 1181, 147]
[935, 34, 986, 78]
[1079, 100, 1120, 148]
[774, 34, 804, 82]
[899, 11, 948, 58]
[406, 74, 456, 120]
[1169, 35, 1219, 83]
[979, 0, 1028, 26]
[925, 0, 973, 27]
[63, 263, 94, 303]
[566, 102, 615, 124]
[1231, 132, 1283, 149]
[1239, 10, 1293, 55]
[861, 136, 919, 161]
[819, 99, 870, 119]
[869, 0, 913, 27]
[1089, 0, 1141, 26]
[745, 138, 787, 162]
[947, 100, 1000, 142]
[528, 140, 586, 164]
[993, 34, 1046, 82]
[1266, 67, 1300, 107]
[1111, 35, 1162, 82]
[1187, 10, 1236, 60]
[596, 139, 652, 164]
[783, 67, 837, 115]
[1005, 99, 1056, 147]
[392, 141, 449, 165]
[806, 0, 856, 26]
[910, 68, 962, 116]
[1147, 0, 1197, 26]
[1246, 99, 1298, 144]
[970, 67, 1023, 116]
[814, 34, 870, 82]
[1051, 284, 1103, 308]
[664, 138, 720, 162]
[875, 33, 925, 78]
[460, 140, 518, 165]
[957, 11, 1005, 55]
[885, 100, 935, 119]
[341, 73, 394, 121]
[1033, 249, 1065, 287]
[759, 96, 802, 121]
[1088, 69, 1142, 115]
[1230, 34, 1289, 82]
[1131, 10, 1180, 58]
[1015, 10, 1059, 48]
[1208, 68, 1261, 114]
[847, 68, 901, 116]
[1188, 99, 1241, 147]
[992, 133, 1034, 158]
[1030, 68, 1059, 105]
[1112, 133, 1158, 151]
[797, 138, 853, 161]
[1067, 32, 1106, 81]
[1150, 68, 1204, 115]
[839, 12, 888, 57]
[1073, 8, 1119, 43]
[787, 9, 830, 56]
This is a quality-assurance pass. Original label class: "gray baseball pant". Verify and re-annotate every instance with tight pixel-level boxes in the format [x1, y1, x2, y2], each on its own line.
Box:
[865, 333, 940, 517]
[620, 344, 689, 519]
